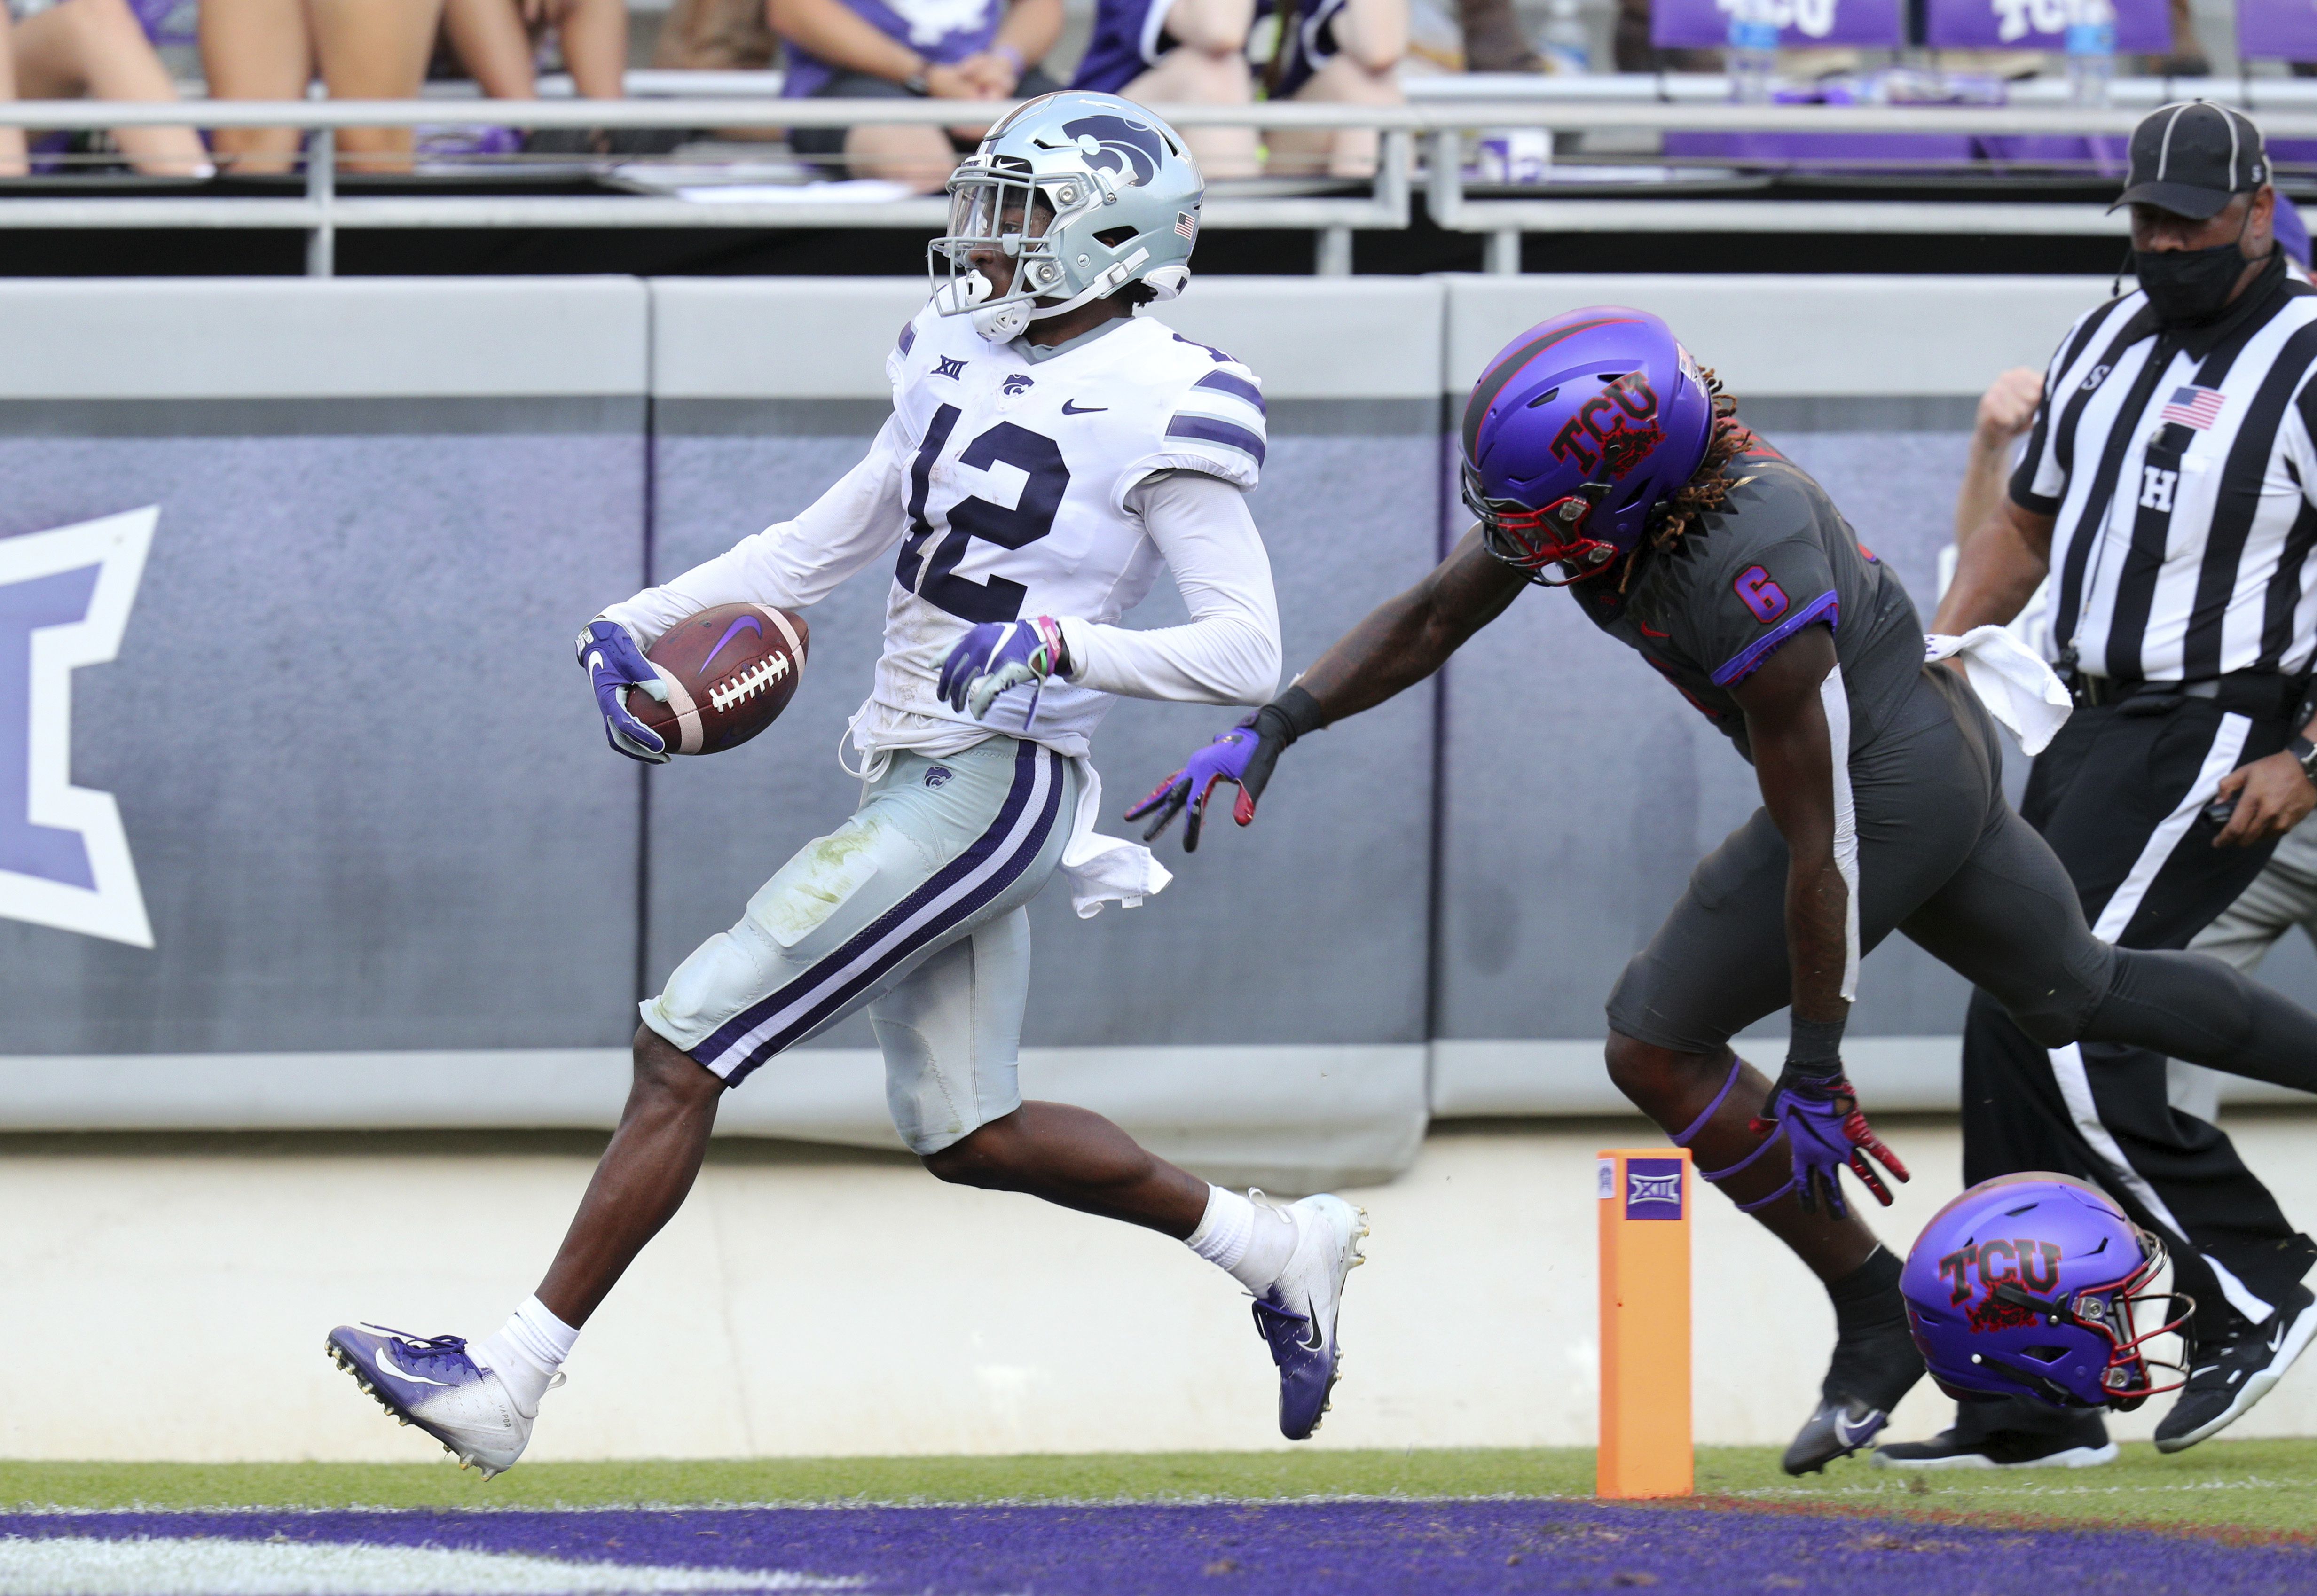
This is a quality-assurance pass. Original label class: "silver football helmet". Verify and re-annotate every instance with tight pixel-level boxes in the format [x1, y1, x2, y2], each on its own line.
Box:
[929, 90, 1203, 342]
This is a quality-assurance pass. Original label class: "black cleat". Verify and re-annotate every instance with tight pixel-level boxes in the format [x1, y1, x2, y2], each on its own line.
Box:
[1784, 1395, 1897, 1476]
[1783, 1274, 1925, 1477]
[2154, 1283, 2317, 1454]
[1875, 1410, 2114, 1470]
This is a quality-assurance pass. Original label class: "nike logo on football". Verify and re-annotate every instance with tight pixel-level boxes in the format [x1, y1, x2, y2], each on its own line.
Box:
[377, 1343, 451, 1387]
[1060, 400, 1107, 415]
[698, 614, 763, 679]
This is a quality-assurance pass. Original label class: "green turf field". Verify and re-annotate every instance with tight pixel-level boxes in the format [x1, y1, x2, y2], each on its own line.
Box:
[4, 1443, 2313, 1539]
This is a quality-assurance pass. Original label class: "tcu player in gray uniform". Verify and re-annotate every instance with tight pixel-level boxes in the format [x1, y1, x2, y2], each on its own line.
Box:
[325, 93, 1366, 1476]
[1141, 306, 2317, 1473]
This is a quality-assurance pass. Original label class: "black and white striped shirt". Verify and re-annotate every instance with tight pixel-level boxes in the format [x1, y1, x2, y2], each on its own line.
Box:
[2012, 255, 2317, 684]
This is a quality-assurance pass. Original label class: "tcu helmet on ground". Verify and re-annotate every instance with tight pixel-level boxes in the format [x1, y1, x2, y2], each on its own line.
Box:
[1459, 307, 1716, 586]
[1901, 1173, 2191, 1410]
[930, 89, 1202, 342]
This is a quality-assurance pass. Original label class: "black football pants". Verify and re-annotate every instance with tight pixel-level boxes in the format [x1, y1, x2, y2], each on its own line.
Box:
[1963, 688, 2317, 1352]
[1608, 668, 2317, 1325]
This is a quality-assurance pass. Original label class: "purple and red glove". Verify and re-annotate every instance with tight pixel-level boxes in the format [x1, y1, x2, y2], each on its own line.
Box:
[1749, 1064, 1909, 1220]
[1127, 686, 1327, 852]
[1127, 723, 1270, 851]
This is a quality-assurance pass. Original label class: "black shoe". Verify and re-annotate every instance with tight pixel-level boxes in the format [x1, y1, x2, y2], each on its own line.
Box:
[1874, 1411, 2115, 1470]
[1782, 1313, 1926, 1476]
[2154, 1283, 2317, 1454]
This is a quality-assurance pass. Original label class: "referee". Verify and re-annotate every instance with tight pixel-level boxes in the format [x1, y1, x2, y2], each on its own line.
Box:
[1924, 101, 2317, 1468]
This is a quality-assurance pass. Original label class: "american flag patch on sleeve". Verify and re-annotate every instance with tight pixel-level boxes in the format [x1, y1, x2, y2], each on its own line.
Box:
[1175, 210, 1198, 241]
[2161, 384, 2226, 430]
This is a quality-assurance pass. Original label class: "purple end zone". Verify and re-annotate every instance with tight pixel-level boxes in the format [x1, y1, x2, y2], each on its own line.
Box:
[4, 1502, 2311, 1594]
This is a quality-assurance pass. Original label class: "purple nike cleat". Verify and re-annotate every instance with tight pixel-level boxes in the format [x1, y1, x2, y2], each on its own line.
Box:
[1248, 1194, 1369, 1440]
[326, 1324, 542, 1479]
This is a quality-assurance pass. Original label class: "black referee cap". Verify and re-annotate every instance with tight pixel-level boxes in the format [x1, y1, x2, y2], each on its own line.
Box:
[2114, 101, 2268, 220]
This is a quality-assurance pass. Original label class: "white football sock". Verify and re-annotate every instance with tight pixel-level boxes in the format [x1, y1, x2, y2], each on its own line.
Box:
[474, 1296, 577, 1418]
[1186, 1186, 1299, 1293]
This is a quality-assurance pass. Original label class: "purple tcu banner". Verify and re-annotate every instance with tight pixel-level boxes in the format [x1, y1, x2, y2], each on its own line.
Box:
[2238, 0, 2317, 61]
[1652, 0, 1903, 49]
[1923, 0, 2168, 52]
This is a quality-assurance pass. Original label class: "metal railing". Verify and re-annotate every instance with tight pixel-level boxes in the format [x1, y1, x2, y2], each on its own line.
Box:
[6, 88, 2317, 275]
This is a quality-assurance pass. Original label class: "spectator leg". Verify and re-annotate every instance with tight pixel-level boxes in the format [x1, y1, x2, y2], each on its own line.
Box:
[1270, 0, 1404, 178]
[1454, 0, 1538, 71]
[201, 0, 313, 175]
[1124, 51, 1257, 180]
[1274, 57, 1401, 178]
[554, 0, 631, 99]
[0, 21, 27, 179]
[307, 0, 450, 173]
[441, 0, 540, 98]
[845, 124, 966, 191]
[13, 0, 211, 176]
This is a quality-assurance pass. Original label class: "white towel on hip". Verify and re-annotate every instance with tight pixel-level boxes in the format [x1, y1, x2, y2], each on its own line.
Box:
[1059, 758, 1173, 918]
[1924, 626, 2074, 756]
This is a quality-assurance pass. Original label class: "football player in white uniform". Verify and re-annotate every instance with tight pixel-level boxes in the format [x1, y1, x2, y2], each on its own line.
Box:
[326, 91, 1367, 1476]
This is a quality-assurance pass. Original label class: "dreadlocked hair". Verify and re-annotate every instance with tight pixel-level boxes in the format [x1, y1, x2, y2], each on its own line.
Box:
[1647, 368, 1755, 552]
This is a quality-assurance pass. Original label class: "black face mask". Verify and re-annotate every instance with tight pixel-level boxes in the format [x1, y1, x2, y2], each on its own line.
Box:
[2133, 211, 2255, 329]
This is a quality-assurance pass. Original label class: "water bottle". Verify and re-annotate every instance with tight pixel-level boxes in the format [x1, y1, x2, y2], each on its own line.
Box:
[1541, 0, 1591, 73]
[2064, 0, 2115, 108]
[1727, 0, 1779, 105]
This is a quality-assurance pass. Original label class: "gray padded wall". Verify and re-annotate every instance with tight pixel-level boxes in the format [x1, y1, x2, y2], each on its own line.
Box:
[0, 280, 649, 1052]
[644, 279, 1443, 1050]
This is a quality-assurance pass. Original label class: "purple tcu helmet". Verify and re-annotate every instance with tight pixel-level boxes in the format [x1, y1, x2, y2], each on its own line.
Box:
[1902, 1173, 2191, 1411]
[1458, 307, 1715, 587]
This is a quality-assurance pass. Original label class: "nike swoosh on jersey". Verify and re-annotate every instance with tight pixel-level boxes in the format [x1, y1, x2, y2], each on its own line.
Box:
[1060, 400, 1108, 415]
[1638, 623, 1670, 639]
[377, 1343, 452, 1387]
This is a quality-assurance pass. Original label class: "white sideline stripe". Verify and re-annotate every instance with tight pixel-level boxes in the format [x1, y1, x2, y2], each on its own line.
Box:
[0, 1537, 859, 1595]
[1819, 664, 1861, 1003]
[2049, 710, 2275, 1325]
[706, 749, 1056, 1073]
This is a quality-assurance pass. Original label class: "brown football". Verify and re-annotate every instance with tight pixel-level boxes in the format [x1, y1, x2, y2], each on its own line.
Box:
[626, 603, 809, 757]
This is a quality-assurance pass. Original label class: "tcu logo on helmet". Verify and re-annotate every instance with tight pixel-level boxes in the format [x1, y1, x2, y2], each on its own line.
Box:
[1059, 115, 1164, 186]
[1551, 373, 1663, 478]
[1936, 1238, 2065, 1330]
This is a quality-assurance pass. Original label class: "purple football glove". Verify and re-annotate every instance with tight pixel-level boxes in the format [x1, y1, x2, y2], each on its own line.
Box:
[937, 617, 1070, 725]
[1126, 720, 1276, 852]
[1748, 1065, 1910, 1220]
[575, 618, 669, 765]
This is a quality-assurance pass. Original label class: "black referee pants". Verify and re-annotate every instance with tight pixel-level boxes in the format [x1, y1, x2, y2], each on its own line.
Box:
[1963, 688, 2317, 1349]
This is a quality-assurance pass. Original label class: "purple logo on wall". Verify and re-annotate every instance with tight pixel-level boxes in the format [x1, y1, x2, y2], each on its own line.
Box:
[1923, 0, 2166, 51]
[1625, 1157, 1686, 1221]
[0, 508, 157, 948]
[1652, 0, 1903, 49]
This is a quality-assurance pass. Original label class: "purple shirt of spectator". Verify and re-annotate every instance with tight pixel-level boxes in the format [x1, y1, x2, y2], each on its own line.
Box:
[781, 0, 1004, 97]
[1072, 0, 1179, 93]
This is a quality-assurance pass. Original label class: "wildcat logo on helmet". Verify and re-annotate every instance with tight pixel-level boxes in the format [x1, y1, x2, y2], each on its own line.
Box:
[1057, 114, 1165, 186]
